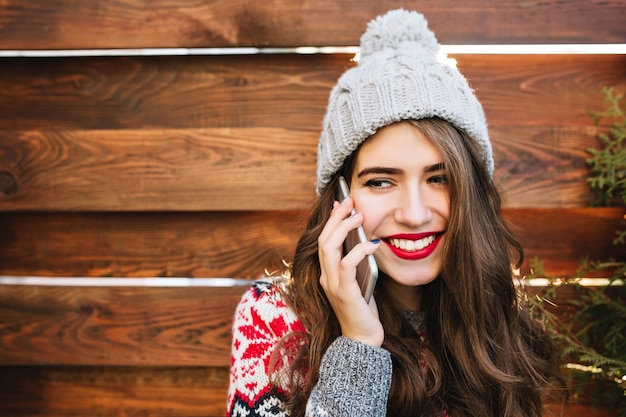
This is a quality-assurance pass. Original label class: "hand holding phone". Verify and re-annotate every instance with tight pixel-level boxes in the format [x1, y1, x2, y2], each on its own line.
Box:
[336, 176, 379, 302]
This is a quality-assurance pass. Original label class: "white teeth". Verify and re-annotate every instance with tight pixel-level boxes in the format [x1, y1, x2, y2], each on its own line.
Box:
[389, 235, 435, 252]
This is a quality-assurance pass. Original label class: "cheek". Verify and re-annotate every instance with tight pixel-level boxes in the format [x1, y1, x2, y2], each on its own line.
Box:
[439, 197, 451, 221]
[432, 190, 451, 220]
[353, 196, 386, 234]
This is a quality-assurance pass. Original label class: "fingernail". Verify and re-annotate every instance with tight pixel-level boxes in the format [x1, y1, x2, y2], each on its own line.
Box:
[370, 238, 381, 244]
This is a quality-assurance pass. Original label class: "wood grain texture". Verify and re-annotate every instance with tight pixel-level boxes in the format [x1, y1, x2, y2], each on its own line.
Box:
[0, 54, 623, 130]
[508, 207, 626, 276]
[0, 0, 624, 49]
[491, 125, 603, 208]
[0, 54, 623, 210]
[0, 366, 230, 417]
[1, 208, 623, 279]
[0, 125, 609, 210]
[0, 285, 248, 366]
[457, 55, 626, 128]
[3, 274, 625, 368]
[0, 211, 304, 278]
[0, 284, 621, 416]
[1, 2, 623, 416]
[0, 54, 342, 130]
[0, 128, 319, 211]
[0, 366, 613, 417]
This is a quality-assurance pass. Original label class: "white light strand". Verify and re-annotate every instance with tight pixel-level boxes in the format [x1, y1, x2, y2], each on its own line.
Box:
[0, 276, 620, 287]
[0, 276, 254, 287]
[0, 44, 624, 58]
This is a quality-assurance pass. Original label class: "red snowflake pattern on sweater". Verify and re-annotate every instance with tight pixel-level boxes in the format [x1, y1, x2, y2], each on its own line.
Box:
[227, 279, 306, 416]
[227, 279, 448, 417]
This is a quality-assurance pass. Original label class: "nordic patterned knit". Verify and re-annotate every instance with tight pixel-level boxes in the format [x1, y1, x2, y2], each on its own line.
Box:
[227, 279, 393, 417]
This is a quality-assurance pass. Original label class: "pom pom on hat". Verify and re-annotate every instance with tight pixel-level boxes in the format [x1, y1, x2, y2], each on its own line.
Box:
[359, 8, 438, 58]
[315, 9, 493, 195]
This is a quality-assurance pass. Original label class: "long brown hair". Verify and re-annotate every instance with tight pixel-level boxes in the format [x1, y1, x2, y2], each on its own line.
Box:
[277, 118, 566, 417]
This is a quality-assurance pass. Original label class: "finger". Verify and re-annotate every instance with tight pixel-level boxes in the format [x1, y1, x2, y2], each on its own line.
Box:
[339, 239, 380, 270]
[323, 239, 380, 300]
[318, 197, 355, 244]
[318, 200, 362, 265]
[318, 212, 366, 285]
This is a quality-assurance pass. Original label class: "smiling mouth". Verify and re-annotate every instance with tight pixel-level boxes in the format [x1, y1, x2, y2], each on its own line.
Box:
[388, 235, 436, 252]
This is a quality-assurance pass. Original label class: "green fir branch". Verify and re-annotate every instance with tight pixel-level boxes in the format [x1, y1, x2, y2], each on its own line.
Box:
[525, 89, 626, 412]
[586, 86, 626, 208]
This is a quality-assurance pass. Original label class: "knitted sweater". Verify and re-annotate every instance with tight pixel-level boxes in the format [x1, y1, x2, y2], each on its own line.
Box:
[227, 279, 393, 417]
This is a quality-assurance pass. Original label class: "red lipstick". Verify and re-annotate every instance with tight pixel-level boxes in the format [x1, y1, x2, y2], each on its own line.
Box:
[383, 232, 443, 260]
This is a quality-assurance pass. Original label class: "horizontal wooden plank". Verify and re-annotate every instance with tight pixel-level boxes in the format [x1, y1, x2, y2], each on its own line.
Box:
[0, 54, 341, 130]
[508, 207, 626, 277]
[0, 286, 620, 417]
[457, 54, 626, 128]
[0, 366, 229, 417]
[0, 124, 611, 210]
[0, 285, 248, 366]
[543, 395, 620, 417]
[0, 54, 623, 130]
[0, 208, 623, 279]
[0, 128, 319, 211]
[492, 124, 602, 209]
[0, 54, 624, 210]
[0, 270, 622, 368]
[0, 0, 624, 49]
[0, 367, 614, 417]
[0, 211, 303, 278]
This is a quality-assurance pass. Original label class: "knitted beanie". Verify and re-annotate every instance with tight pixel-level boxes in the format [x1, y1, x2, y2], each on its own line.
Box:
[315, 8, 493, 195]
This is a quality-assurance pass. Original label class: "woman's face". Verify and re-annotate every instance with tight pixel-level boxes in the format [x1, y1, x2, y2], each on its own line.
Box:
[350, 121, 450, 290]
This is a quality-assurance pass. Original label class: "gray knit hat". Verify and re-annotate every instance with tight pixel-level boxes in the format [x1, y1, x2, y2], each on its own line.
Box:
[315, 8, 493, 195]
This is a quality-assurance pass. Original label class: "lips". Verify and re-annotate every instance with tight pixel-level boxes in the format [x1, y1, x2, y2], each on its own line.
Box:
[383, 232, 443, 260]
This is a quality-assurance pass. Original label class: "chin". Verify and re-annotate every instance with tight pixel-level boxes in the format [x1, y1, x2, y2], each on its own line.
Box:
[379, 264, 441, 287]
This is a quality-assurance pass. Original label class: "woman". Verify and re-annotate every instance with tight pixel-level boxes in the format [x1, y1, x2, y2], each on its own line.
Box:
[227, 9, 566, 417]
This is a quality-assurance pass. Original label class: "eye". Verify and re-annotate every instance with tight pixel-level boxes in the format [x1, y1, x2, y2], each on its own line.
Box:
[428, 174, 449, 185]
[364, 178, 394, 189]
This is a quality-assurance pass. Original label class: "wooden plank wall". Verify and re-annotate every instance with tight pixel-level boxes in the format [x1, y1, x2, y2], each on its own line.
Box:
[0, 1, 625, 416]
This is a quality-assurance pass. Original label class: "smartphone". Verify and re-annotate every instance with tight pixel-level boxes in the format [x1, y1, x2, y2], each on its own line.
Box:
[336, 176, 379, 302]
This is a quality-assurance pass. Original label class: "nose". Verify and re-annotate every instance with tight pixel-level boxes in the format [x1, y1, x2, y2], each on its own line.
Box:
[393, 184, 432, 227]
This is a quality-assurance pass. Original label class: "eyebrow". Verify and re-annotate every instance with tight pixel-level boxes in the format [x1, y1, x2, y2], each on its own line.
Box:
[424, 162, 446, 173]
[356, 167, 400, 178]
[357, 163, 446, 177]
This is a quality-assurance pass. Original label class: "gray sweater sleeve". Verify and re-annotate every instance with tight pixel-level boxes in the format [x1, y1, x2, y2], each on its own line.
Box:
[305, 336, 393, 417]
